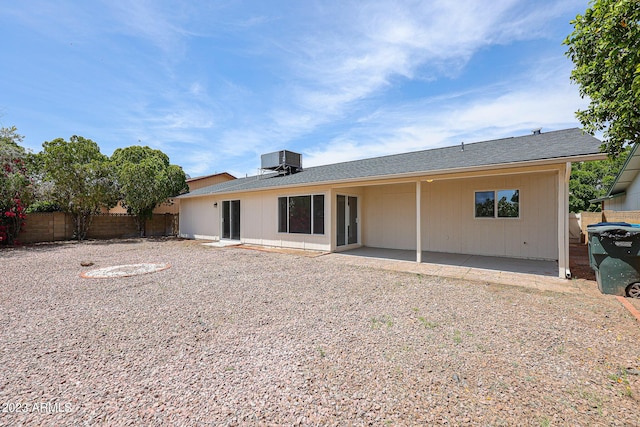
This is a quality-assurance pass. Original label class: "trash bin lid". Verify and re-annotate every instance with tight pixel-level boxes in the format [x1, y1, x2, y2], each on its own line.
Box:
[587, 224, 640, 239]
[587, 222, 633, 228]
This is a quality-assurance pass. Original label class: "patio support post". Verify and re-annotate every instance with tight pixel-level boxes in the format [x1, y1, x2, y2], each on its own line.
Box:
[416, 180, 422, 263]
[558, 162, 572, 278]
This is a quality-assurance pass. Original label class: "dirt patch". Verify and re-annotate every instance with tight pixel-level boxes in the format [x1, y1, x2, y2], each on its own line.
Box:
[570, 243, 596, 281]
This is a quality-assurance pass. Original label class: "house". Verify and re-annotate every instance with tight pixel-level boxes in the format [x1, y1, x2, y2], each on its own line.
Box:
[591, 143, 640, 211]
[184, 172, 236, 192]
[178, 128, 604, 278]
[107, 172, 236, 214]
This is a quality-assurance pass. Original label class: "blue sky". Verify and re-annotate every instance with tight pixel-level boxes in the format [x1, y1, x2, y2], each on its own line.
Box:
[1, 1, 590, 178]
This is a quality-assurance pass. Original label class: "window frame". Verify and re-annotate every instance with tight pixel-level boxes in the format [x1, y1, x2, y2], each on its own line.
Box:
[474, 189, 520, 219]
[277, 193, 325, 235]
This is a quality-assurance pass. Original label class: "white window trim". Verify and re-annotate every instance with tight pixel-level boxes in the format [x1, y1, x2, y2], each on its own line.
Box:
[277, 193, 326, 235]
[474, 189, 520, 219]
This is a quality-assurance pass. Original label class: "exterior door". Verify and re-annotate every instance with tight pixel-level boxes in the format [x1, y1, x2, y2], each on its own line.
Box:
[337, 195, 358, 246]
[222, 200, 240, 240]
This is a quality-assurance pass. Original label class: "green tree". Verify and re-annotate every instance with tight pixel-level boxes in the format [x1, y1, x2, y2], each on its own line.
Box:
[569, 145, 630, 212]
[564, 0, 640, 156]
[111, 146, 188, 237]
[0, 126, 34, 244]
[39, 136, 118, 240]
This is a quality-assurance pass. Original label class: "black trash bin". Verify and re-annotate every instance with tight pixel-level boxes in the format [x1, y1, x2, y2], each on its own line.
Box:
[587, 222, 640, 297]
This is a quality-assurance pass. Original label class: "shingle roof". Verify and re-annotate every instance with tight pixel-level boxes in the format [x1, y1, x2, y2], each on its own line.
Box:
[182, 128, 603, 198]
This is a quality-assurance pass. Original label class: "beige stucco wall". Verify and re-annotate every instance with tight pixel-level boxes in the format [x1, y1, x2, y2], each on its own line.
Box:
[361, 171, 559, 260]
[241, 188, 332, 251]
[425, 172, 558, 259]
[180, 186, 334, 251]
[363, 183, 416, 250]
[179, 195, 218, 240]
[181, 167, 561, 260]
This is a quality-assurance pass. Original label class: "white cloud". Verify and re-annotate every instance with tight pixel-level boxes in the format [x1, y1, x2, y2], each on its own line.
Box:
[104, 1, 193, 55]
[2, 0, 591, 178]
[257, 0, 579, 149]
[303, 59, 588, 168]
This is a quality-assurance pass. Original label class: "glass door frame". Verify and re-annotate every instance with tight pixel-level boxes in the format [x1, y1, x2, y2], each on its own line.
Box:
[221, 199, 241, 240]
[336, 194, 359, 247]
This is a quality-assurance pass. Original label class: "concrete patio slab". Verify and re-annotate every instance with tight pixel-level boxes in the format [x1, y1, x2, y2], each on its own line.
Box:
[202, 240, 242, 248]
[329, 247, 600, 296]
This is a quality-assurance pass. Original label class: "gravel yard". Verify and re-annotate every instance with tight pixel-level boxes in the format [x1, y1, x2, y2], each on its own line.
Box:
[1, 238, 639, 426]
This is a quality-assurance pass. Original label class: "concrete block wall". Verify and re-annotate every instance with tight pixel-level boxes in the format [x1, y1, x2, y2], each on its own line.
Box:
[577, 210, 640, 244]
[17, 213, 178, 244]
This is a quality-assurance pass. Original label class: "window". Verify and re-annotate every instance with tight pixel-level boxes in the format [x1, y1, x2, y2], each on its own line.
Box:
[278, 194, 325, 234]
[475, 191, 495, 218]
[278, 197, 288, 233]
[497, 189, 519, 218]
[313, 195, 324, 234]
[475, 190, 519, 218]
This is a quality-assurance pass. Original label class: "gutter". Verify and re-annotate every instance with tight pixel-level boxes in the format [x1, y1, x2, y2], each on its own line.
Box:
[590, 192, 626, 204]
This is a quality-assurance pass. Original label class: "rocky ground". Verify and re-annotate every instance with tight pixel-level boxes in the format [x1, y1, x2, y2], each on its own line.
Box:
[1, 238, 639, 426]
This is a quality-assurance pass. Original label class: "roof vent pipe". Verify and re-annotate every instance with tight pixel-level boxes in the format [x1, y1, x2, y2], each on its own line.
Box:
[531, 128, 542, 135]
[461, 141, 464, 151]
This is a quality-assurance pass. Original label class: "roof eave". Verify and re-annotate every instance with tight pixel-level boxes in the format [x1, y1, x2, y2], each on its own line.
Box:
[590, 192, 626, 203]
[605, 143, 640, 196]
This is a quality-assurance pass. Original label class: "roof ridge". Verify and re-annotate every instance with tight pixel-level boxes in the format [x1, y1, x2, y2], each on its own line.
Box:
[301, 127, 580, 171]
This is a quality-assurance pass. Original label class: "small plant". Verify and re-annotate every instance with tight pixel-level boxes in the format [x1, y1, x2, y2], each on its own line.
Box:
[453, 330, 462, 344]
[539, 417, 551, 427]
[318, 347, 326, 358]
[371, 315, 394, 329]
[417, 317, 438, 329]
[610, 369, 633, 398]
[579, 389, 604, 415]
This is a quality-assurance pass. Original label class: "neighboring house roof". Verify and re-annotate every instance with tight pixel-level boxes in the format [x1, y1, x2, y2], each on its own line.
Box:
[187, 172, 236, 183]
[590, 143, 640, 203]
[181, 128, 603, 198]
[186, 172, 236, 192]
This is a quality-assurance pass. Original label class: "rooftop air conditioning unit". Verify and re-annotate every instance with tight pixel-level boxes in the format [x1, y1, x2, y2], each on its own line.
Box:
[260, 150, 302, 175]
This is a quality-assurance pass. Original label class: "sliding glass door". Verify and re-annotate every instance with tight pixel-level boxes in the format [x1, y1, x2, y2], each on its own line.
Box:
[222, 200, 240, 240]
[337, 195, 358, 246]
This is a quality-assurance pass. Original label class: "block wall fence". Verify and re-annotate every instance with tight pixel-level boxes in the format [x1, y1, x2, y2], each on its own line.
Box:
[17, 213, 179, 244]
[575, 210, 640, 244]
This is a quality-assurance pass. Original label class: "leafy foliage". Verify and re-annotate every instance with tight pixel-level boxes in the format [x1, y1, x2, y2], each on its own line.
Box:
[0, 127, 33, 245]
[39, 136, 118, 240]
[25, 201, 61, 213]
[569, 145, 630, 212]
[111, 146, 188, 236]
[564, 0, 640, 156]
